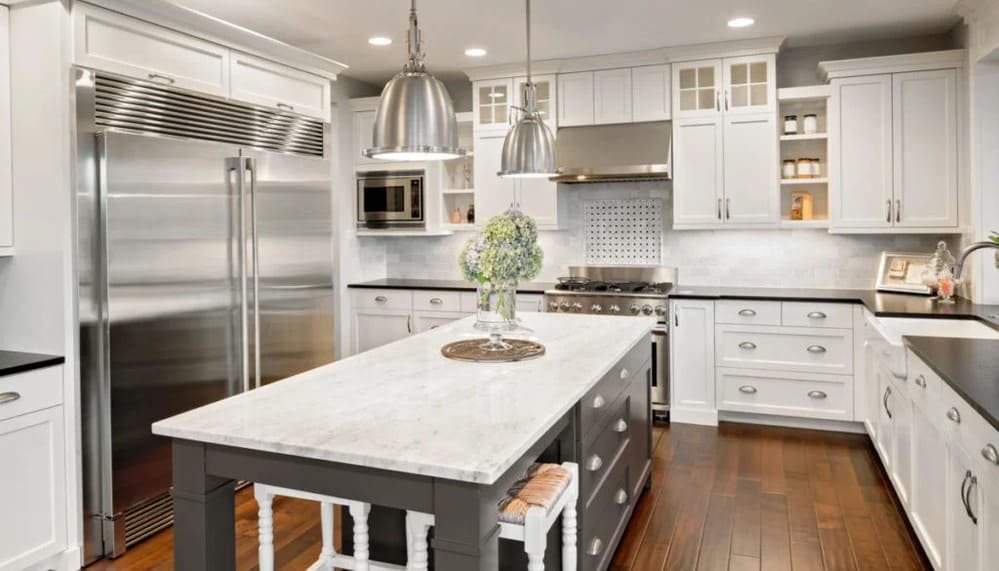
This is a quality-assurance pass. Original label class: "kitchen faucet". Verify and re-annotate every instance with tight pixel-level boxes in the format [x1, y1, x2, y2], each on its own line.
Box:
[953, 240, 999, 280]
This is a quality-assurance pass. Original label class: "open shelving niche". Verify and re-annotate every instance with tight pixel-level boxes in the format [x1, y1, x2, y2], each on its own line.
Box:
[441, 112, 478, 231]
[777, 85, 831, 229]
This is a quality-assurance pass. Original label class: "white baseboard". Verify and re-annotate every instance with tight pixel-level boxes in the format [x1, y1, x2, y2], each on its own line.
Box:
[718, 411, 866, 434]
[28, 546, 81, 571]
[669, 408, 718, 426]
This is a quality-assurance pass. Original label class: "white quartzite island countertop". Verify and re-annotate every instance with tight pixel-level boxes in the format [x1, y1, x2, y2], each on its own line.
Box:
[152, 312, 656, 485]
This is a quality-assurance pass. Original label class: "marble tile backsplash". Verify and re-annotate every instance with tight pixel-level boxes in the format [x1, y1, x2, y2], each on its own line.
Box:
[380, 181, 955, 289]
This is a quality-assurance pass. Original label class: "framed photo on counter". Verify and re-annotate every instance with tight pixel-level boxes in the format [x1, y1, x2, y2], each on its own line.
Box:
[876, 251, 933, 294]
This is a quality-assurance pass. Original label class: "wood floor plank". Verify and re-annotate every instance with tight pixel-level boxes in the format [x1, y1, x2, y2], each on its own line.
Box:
[727, 554, 760, 571]
[843, 515, 891, 570]
[729, 478, 761, 558]
[695, 494, 736, 571]
[805, 437, 838, 506]
[736, 428, 762, 482]
[760, 434, 785, 494]
[759, 493, 792, 571]
[815, 502, 858, 571]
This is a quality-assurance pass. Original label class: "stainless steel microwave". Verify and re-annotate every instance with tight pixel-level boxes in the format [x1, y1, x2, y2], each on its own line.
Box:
[356, 170, 425, 229]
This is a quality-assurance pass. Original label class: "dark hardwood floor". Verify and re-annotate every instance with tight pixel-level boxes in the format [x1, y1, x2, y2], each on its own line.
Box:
[86, 422, 929, 571]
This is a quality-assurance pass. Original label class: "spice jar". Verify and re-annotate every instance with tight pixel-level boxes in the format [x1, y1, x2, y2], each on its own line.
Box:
[803, 114, 818, 134]
[810, 158, 822, 178]
[782, 160, 797, 179]
[783, 115, 798, 135]
[796, 158, 813, 179]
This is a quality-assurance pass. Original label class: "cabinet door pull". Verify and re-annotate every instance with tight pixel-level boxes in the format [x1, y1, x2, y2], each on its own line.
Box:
[737, 309, 757, 317]
[807, 390, 828, 400]
[587, 537, 604, 557]
[982, 444, 999, 466]
[674, 309, 679, 327]
[586, 454, 603, 472]
[147, 73, 176, 84]
[946, 407, 961, 424]
[883, 386, 892, 419]
[725, 198, 731, 220]
[807, 311, 827, 319]
[614, 489, 629, 505]
[591, 394, 605, 409]
[717, 198, 722, 220]
[739, 385, 758, 394]
[276, 102, 295, 111]
[715, 89, 721, 111]
[806, 345, 827, 354]
[961, 470, 978, 525]
[886, 200, 892, 223]
[613, 418, 628, 433]
[914, 375, 927, 388]
[406, 315, 412, 334]
[738, 341, 757, 350]
[375, 295, 388, 303]
[429, 297, 444, 305]
[0, 391, 21, 405]
[895, 199, 901, 223]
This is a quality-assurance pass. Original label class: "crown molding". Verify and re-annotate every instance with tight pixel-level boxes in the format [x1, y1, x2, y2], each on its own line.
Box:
[818, 49, 967, 81]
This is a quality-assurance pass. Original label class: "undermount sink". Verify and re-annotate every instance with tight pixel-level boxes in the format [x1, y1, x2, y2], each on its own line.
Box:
[876, 317, 999, 345]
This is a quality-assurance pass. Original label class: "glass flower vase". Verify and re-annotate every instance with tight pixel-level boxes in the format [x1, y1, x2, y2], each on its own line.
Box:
[474, 279, 517, 350]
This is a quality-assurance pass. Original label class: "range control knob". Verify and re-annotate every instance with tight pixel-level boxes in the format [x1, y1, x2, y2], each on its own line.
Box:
[591, 304, 603, 313]
[609, 304, 621, 314]
[654, 305, 666, 317]
[629, 304, 641, 315]
[559, 301, 570, 311]
[570, 302, 583, 312]
[549, 301, 560, 311]
[641, 304, 653, 315]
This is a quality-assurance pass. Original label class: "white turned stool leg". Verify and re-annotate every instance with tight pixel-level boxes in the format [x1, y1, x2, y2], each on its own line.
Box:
[561, 462, 579, 571]
[405, 511, 434, 571]
[317, 501, 336, 570]
[349, 502, 371, 571]
[253, 485, 275, 571]
[524, 507, 547, 571]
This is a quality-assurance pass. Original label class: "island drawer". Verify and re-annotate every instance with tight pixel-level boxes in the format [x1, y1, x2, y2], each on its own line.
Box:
[781, 301, 853, 329]
[0, 366, 63, 422]
[581, 454, 631, 571]
[715, 300, 781, 326]
[581, 390, 631, 507]
[350, 289, 412, 310]
[412, 290, 461, 312]
[580, 340, 649, 439]
[716, 368, 853, 421]
[715, 325, 853, 376]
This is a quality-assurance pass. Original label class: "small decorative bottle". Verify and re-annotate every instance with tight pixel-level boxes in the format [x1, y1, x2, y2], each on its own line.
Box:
[450, 208, 463, 224]
[466, 204, 475, 224]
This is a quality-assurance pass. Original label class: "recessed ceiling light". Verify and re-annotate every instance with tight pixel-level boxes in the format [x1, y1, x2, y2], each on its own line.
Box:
[464, 48, 487, 57]
[368, 36, 392, 46]
[727, 17, 755, 28]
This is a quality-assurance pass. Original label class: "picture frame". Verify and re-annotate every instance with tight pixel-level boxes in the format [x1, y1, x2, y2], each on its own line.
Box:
[876, 251, 934, 295]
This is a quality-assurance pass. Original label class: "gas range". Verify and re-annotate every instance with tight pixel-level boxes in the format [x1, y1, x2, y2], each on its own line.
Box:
[543, 265, 677, 324]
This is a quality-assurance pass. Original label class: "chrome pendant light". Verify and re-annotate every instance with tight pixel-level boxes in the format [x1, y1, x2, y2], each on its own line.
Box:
[498, 0, 556, 178]
[364, 0, 464, 161]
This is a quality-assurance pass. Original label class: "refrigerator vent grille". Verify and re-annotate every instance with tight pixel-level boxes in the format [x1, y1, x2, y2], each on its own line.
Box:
[123, 492, 173, 547]
[94, 74, 325, 157]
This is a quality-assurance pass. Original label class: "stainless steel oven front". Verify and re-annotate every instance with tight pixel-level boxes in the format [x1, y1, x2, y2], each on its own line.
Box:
[651, 325, 670, 419]
[356, 170, 425, 228]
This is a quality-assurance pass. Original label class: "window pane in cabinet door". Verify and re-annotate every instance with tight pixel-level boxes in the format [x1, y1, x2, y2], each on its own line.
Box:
[751, 84, 767, 106]
[535, 81, 549, 100]
[679, 68, 695, 89]
[495, 103, 507, 124]
[730, 63, 748, 85]
[479, 104, 491, 124]
[698, 88, 715, 110]
[750, 62, 767, 83]
[731, 85, 748, 107]
[679, 90, 696, 111]
[698, 66, 714, 87]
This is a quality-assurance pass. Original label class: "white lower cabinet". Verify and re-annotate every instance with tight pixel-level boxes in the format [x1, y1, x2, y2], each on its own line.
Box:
[946, 442, 980, 571]
[911, 393, 948, 569]
[716, 368, 851, 421]
[668, 299, 716, 424]
[889, 376, 912, 507]
[0, 366, 67, 571]
[874, 366, 894, 467]
[351, 308, 412, 354]
[412, 310, 466, 333]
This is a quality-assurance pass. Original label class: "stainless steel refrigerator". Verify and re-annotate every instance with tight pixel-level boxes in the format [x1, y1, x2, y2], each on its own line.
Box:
[75, 69, 335, 563]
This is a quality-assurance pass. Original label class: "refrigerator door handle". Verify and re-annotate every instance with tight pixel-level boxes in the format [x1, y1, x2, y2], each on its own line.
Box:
[226, 157, 250, 393]
[247, 158, 261, 389]
[94, 132, 116, 533]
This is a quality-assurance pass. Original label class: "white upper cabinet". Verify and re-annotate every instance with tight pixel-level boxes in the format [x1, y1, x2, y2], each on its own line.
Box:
[722, 114, 777, 223]
[516, 175, 559, 230]
[473, 78, 513, 131]
[593, 68, 633, 124]
[472, 133, 516, 223]
[672, 59, 722, 119]
[0, 5, 11, 255]
[892, 69, 958, 228]
[557, 71, 594, 127]
[631, 64, 672, 122]
[722, 55, 775, 114]
[514, 74, 557, 129]
[73, 3, 229, 96]
[230, 51, 331, 121]
[352, 109, 376, 166]
[831, 74, 894, 229]
[673, 117, 724, 226]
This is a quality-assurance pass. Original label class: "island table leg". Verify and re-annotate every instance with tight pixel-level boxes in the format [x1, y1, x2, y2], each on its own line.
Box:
[171, 440, 237, 571]
[431, 479, 500, 570]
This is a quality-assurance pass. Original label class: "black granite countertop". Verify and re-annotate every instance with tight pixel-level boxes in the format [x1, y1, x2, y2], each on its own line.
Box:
[904, 336, 999, 431]
[347, 278, 554, 294]
[0, 351, 64, 377]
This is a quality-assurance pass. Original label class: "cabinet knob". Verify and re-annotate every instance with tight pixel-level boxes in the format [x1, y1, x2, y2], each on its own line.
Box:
[591, 395, 605, 409]
[586, 454, 603, 472]
[587, 537, 604, 557]
[613, 418, 628, 433]
[807, 311, 827, 319]
[738, 309, 757, 317]
[738, 385, 758, 395]
[614, 489, 628, 505]
[375, 295, 388, 303]
[619, 368, 629, 380]
[0, 392, 21, 405]
[914, 375, 927, 388]
[982, 444, 999, 466]
[946, 407, 961, 424]
[807, 390, 828, 400]
[806, 345, 827, 354]
[738, 341, 757, 350]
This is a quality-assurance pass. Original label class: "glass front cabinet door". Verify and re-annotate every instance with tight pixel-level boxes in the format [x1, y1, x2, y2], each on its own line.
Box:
[722, 54, 775, 114]
[672, 59, 722, 119]
[473, 78, 513, 131]
[514, 74, 556, 130]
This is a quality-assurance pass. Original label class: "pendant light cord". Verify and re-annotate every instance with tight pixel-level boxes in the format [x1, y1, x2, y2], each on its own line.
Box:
[406, 0, 425, 72]
[525, 0, 532, 83]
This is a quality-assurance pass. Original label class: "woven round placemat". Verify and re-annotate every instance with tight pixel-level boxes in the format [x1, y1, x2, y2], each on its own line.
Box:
[441, 338, 546, 363]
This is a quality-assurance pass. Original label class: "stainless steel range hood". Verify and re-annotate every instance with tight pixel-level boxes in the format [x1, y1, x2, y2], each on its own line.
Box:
[551, 122, 671, 183]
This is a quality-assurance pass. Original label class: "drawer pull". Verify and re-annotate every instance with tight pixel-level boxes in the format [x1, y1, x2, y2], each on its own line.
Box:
[591, 395, 605, 409]
[619, 368, 629, 380]
[806, 345, 827, 354]
[276, 102, 295, 111]
[982, 444, 999, 466]
[613, 418, 628, 433]
[807, 311, 828, 319]
[914, 375, 927, 388]
[429, 297, 444, 305]
[737, 309, 757, 317]
[946, 407, 961, 424]
[738, 341, 757, 350]
[807, 390, 828, 400]
[614, 489, 628, 505]
[586, 455, 603, 472]
[147, 73, 176, 84]
[587, 537, 604, 557]
[374, 295, 388, 303]
[0, 391, 21, 405]
[738, 385, 758, 395]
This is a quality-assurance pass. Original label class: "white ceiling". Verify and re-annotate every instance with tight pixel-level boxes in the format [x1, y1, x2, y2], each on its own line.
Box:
[170, 0, 961, 84]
